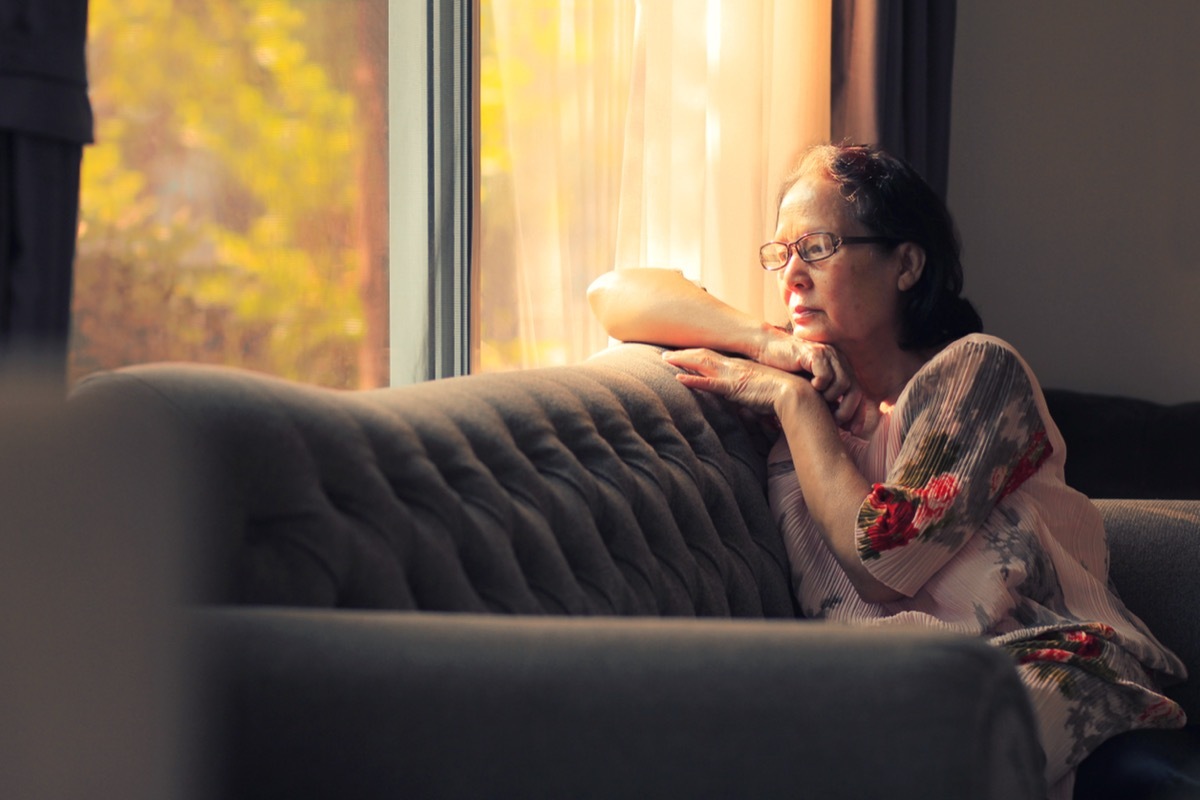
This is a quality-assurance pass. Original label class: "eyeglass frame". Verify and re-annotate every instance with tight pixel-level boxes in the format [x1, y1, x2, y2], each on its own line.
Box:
[759, 232, 903, 271]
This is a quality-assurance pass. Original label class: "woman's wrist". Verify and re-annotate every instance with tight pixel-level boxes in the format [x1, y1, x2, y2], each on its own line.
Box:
[750, 321, 787, 362]
[772, 374, 826, 422]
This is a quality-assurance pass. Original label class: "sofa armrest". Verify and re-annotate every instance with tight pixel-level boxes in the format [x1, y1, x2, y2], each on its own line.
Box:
[1097, 499, 1200, 718]
[194, 609, 1044, 800]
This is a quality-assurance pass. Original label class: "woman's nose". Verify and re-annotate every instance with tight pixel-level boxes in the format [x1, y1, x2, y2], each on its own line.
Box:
[780, 252, 811, 286]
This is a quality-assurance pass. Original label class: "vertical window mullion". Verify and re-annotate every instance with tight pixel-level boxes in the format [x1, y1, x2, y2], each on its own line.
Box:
[389, 0, 475, 384]
[427, 0, 475, 379]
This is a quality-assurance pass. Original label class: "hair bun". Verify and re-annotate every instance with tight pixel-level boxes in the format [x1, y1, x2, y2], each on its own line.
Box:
[940, 296, 984, 340]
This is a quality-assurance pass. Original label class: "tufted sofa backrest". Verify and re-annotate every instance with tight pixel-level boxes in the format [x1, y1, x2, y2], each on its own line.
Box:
[1044, 389, 1200, 500]
[70, 344, 797, 618]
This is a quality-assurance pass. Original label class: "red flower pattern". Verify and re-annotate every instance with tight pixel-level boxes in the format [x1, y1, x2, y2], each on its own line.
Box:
[1138, 698, 1187, 726]
[999, 430, 1053, 500]
[1018, 647, 1073, 665]
[914, 473, 959, 528]
[1012, 626, 1116, 671]
[860, 473, 964, 559]
[860, 485, 920, 557]
[1063, 628, 1105, 659]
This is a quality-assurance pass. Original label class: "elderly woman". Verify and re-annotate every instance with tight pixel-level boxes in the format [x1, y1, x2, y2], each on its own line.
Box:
[587, 144, 1189, 799]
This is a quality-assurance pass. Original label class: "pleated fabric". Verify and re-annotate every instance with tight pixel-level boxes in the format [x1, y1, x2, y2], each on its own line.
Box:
[768, 333, 1187, 790]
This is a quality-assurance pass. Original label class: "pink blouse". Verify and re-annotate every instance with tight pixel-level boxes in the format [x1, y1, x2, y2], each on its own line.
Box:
[767, 333, 1186, 788]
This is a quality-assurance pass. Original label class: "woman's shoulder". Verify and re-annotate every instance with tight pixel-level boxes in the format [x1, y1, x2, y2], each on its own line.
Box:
[898, 333, 1038, 413]
[926, 332, 1024, 368]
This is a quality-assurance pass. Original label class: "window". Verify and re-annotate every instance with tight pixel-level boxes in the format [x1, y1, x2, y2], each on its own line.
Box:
[76, 0, 388, 389]
[479, 0, 831, 367]
[76, 1, 828, 388]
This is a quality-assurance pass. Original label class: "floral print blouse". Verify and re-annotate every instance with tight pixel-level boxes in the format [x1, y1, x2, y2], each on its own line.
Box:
[767, 333, 1187, 791]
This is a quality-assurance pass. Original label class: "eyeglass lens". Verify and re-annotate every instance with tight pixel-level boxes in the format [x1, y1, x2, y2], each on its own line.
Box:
[760, 233, 837, 269]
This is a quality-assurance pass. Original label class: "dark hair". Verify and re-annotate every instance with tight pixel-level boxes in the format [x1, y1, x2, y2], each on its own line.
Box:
[780, 143, 983, 350]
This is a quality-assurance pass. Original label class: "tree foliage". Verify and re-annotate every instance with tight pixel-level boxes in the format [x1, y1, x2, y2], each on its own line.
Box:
[74, 0, 384, 388]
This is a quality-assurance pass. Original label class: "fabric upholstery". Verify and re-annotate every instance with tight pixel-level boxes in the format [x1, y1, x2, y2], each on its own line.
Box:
[1, 374, 194, 798]
[196, 608, 1045, 800]
[72, 343, 796, 618]
[1098, 500, 1200, 720]
[1045, 389, 1200, 500]
[65, 344, 1200, 800]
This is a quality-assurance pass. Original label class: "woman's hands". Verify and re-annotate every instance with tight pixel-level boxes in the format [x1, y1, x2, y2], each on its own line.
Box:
[662, 346, 865, 433]
[753, 335, 862, 427]
[665, 347, 900, 603]
[665, 346, 901, 604]
[663, 348, 813, 417]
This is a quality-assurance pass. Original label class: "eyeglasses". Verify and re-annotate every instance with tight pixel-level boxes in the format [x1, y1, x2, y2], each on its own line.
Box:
[759, 232, 901, 271]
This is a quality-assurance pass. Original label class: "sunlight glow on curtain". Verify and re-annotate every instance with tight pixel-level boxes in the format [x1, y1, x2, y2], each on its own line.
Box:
[483, 0, 830, 371]
[484, 0, 637, 370]
[615, 0, 830, 325]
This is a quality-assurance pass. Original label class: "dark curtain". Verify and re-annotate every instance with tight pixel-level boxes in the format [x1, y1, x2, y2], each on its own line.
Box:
[0, 0, 93, 383]
[831, 0, 956, 199]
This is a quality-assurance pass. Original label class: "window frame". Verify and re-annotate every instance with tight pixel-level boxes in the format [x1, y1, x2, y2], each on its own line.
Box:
[389, 0, 477, 384]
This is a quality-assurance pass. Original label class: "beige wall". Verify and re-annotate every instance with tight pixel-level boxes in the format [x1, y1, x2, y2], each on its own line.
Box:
[948, 1, 1200, 403]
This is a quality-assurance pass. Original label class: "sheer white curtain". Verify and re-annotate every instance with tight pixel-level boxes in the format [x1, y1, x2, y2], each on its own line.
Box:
[483, 0, 829, 370]
[615, 0, 830, 324]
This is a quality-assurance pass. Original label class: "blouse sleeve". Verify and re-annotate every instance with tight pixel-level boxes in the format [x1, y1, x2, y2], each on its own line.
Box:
[855, 336, 1053, 596]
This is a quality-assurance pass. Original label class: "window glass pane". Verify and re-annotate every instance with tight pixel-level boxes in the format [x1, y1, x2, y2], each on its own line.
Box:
[74, 0, 388, 389]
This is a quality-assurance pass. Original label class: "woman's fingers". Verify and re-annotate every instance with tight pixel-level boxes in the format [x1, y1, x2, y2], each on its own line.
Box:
[662, 347, 722, 375]
[806, 347, 857, 420]
[667, 346, 863, 432]
[807, 347, 844, 395]
[761, 338, 855, 409]
[832, 385, 863, 428]
[662, 348, 786, 414]
[663, 348, 741, 393]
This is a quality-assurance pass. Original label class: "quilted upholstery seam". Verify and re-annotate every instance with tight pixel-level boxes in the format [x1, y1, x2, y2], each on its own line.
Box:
[610, 453, 731, 612]
[240, 526, 340, 598]
[362, 438, 610, 614]
[694, 450, 791, 576]
[533, 461, 661, 599]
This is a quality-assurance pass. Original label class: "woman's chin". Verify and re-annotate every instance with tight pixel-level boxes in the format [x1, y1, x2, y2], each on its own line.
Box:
[790, 320, 828, 341]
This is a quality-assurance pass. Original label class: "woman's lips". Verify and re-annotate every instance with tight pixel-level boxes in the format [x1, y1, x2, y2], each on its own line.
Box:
[791, 306, 819, 323]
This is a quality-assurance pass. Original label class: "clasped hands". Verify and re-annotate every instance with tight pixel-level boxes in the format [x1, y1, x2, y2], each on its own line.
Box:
[661, 338, 865, 433]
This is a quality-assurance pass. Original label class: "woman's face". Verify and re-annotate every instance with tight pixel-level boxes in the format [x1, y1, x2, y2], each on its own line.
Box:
[773, 173, 918, 355]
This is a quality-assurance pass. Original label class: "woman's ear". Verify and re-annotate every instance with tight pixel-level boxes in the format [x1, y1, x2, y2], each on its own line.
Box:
[895, 242, 926, 292]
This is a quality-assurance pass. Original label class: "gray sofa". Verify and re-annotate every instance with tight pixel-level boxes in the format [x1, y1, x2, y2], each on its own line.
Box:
[65, 343, 1200, 800]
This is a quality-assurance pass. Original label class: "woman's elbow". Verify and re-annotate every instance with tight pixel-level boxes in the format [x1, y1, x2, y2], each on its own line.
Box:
[836, 546, 908, 604]
[587, 271, 617, 319]
[588, 270, 634, 338]
[587, 270, 615, 307]
[852, 577, 906, 605]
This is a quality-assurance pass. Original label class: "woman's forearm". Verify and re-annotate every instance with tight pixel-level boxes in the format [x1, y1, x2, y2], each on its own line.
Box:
[657, 345, 892, 601]
[775, 390, 904, 604]
[587, 268, 777, 357]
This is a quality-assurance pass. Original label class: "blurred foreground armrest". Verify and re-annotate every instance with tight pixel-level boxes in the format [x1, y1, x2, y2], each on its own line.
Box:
[0, 370, 206, 800]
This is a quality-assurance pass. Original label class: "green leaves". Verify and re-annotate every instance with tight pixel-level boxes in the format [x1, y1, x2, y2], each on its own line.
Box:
[74, 0, 379, 387]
